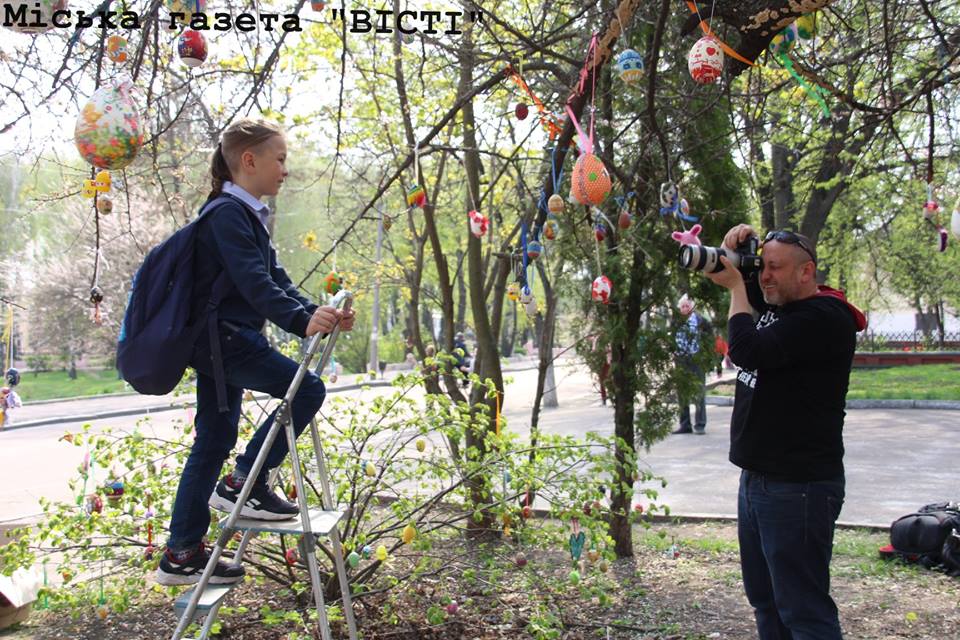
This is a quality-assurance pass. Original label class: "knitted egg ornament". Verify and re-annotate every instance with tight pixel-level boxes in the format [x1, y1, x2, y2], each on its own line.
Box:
[594, 223, 606, 242]
[324, 271, 343, 294]
[507, 282, 521, 302]
[570, 154, 611, 206]
[74, 79, 144, 170]
[106, 35, 128, 63]
[769, 23, 799, 56]
[795, 14, 817, 39]
[687, 36, 724, 84]
[468, 210, 489, 237]
[406, 184, 426, 208]
[524, 296, 537, 319]
[4, 0, 68, 33]
[618, 210, 632, 229]
[166, 0, 206, 21]
[591, 276, 612, 304]
[519, 285, 533, 305]
[527, 240, 542, 260]
[178, 29, 208, 68]
[515, 103, 529, 120]
[543, 214, 560, 241]
[615, 49, 645, 84]
[548, 194, 565, 215]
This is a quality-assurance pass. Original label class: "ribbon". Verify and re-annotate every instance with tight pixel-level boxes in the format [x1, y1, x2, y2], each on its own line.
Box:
[685, 1, 756, 67]
[565, 105, 593, 155]
[507, 65, 562, 140]
[776, 53, 830, 117]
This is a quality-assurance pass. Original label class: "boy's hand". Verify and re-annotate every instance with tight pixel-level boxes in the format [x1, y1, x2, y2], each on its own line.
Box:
[306, 306, 356, 336]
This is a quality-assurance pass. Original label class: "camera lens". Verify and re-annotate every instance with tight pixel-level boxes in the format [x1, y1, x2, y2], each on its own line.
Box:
[678, 245, 722, 272]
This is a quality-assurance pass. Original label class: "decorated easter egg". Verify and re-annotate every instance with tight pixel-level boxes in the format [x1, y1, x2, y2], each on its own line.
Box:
[364, 461, 376, 477]
[94, 170, 111, 192]
[527, 240, 542, 260]
[688, 36, 724, 84]
[95, 604, 109, 620]
[81, 180, 96, 198]
[285, 548, 298, 565]
[548, 193, 565, 214]
[594, 223, 606, 242]
[795, 13, 817, 40]
[97, 196, 113, 215]
[468, 209, 489, 237]
[923, 199, 939, 220]
[84, 494, 103, 515]
[519, 285, 533, 305]
[515, 552, 528, 567]
[406, 184, 426, 208]
[311, 0, 325, 9]
[74, 79, 144, 170]
[524, 295, 537, 319]
[543, 214, 560, 241]
[4, 0, 68, 34]
[568, 569, 581, 585]
[660, 182, 679, 209]
[515, 103, 529, 120]
[446, 600, 459, 615]
[618, 210, 632, 229]
[416, 438, 426, 452]
[402, 524, 417, 544]
[166, 0, 206, 21]
[90, 286, 104, 305]
[679, 198, 691, 218]
[769, 23, 799, 56]
[324, 271, 343, 294]
[178, 29, 207, 68]
[401, 31, 415, 44]
[347, 550, 360, 567]
[951, 208, 960, 240]
[591, 275, 612, 304]
[570, 153, 611, 206]
[106, 35, 128, 63]
[362, 544, 372, 558]
[375, 544, 388, 561]
[616, 49, 645, 84]
[506, 282, 521, 302]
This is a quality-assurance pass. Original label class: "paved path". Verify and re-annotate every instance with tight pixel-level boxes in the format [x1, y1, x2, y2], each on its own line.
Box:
[1, 363, 957, 530]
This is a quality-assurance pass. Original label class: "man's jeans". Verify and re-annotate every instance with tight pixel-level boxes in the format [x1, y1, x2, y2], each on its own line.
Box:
[738, 469, 845, 640]
[676, 355, 706, 431]
[167, 325, 326, 551]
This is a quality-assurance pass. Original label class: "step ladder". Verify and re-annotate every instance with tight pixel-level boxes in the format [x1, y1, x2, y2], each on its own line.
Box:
[170, 290, 358, 640]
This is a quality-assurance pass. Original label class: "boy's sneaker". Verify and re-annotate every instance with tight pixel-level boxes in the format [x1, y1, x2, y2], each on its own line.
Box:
[209, 474, 298, 521]
[155, 544, 245, 586]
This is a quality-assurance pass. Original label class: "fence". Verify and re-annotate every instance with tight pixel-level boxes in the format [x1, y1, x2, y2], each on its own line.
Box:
[856, 330, 960, 352]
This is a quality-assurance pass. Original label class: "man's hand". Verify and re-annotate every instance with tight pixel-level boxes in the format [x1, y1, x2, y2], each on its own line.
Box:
[704, 256, 744, 290]
[722, 224, 758, 251]
[306, 306, 356, 337]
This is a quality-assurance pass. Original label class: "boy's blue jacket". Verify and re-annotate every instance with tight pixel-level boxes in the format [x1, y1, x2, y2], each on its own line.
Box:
[189, 194, 317, 337]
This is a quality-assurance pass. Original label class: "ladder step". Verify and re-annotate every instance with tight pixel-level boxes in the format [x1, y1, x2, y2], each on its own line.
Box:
[226, 508, 345, 536]
[173, 583, 235, 615]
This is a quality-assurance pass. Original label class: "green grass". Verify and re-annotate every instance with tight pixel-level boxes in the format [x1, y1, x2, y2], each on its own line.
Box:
[712, 364, 960, 401]
[13, 369, 128, 402]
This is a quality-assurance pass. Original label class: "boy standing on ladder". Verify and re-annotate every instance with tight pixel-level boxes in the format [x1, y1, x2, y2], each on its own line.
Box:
[157, 119, 356, 586]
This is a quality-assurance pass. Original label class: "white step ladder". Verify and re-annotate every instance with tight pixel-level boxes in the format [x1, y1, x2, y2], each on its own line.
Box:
[170, 290, 358, 640]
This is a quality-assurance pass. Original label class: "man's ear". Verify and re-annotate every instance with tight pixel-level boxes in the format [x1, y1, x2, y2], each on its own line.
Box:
[801, 260, 817, 282]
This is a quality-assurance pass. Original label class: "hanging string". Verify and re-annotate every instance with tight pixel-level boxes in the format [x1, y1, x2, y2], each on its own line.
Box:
[521, 220, 529, 285]
[507, 65, 562, 140]
[550, 146, 564, 194]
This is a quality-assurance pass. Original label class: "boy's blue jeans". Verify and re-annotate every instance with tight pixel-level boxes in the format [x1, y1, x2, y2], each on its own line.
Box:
[167, 325, 326, 551]
[738, 469, 845, 640]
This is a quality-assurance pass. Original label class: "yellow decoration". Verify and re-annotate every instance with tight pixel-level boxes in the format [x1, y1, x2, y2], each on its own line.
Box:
[364, 461, 376, 477]
[503, 525, 512, 538]
[375, 544, 388, 561]
[81, 180, 96, 198]
[507, 282, 521, 302]
[94, 170, 111, 192]
[402, 524, 417, 544]
[415, 438, 426, 452]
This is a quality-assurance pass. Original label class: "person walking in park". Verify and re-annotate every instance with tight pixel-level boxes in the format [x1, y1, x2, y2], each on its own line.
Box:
[157, 119, 356, 586]
[704, 224, 866, 640]
[673, 294, 710, 434]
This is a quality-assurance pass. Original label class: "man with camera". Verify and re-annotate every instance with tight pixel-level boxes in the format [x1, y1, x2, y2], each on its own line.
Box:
[698, 224, 866, 640]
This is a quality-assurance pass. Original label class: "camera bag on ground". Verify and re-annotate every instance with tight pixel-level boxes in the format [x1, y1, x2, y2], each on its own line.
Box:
[879, 502, 960, 574]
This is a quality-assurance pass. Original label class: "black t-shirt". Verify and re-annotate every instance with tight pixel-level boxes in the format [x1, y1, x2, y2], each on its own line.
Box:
[727, 289, 858, 481]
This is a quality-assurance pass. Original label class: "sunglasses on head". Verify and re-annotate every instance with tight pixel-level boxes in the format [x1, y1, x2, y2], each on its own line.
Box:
[763, 230, 817, 263]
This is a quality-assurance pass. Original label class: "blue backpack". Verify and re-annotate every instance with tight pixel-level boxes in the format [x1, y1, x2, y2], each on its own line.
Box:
[116, 195, 245, 412]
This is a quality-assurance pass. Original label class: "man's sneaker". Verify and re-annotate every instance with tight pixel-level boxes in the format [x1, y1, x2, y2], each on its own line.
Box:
[209, 475, 299, 521]
[155, 544, 244, 586]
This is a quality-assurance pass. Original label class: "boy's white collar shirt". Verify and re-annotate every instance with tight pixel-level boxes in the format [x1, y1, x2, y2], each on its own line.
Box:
[222, 181, 271, 231]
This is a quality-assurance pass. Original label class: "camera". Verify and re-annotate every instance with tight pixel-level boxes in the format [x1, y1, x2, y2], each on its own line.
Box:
[678, 236, 762, 277]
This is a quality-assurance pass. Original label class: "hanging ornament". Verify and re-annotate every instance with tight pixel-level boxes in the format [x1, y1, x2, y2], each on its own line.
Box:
[178, 29, 208, 68]
[506, 282, 521, 302]
[362, 545, 373, 559]
[548, 194, 565, 215]
[383, 214, 393, 231]
[524, 295, 537, 319]
[769, 23, 799, 56]
[81, 180, 97, 198]
[688, 36, 724, 85]
[679, 198, 693, 220]
[375, 544, 388, 561]
[515, 103, 529, 120]
[104, 479, 124, 507]
[285, 548, 299, 565]
[951, 207, 960, 240]
[468, 209, 489, 238]
[106, 35, 128, 63]
[795, 13, 817, 40]
[347, 550, 360, 568]
[402, 524, 417, 544]
[618, 209, 632, 229]
[515, 552, 527, 568]
[415, 438, 426, 452]
[406, 184, 426, 208]
[591, 275, 612, 305]
[937, 226, 948, 252]
[401, 31, 415, 45]
[4, 0, 68, 34]
[364, 461, 376, 477]
[519, 285, 533, 305]
[543, 214, 560, 241]
[587, 549, 601, 563]
[568, 569, 581, 584]
[94, 170, 111, 192]
[75, 78, 144, 170]
[311, 0, 325, 9]
[923, 198, 939, 221]
[599, 559, 609, 572]
[594, 223, 606, 242]
[166, 0, 206, 22]
[570, 154, 612, 206]
[324, 271, 343, 295]
[95, 604, 109, 620]
[670, 224, 703, 246]
[84, 494, 103, 515]
[526, 240, 542, 261]
[615, 49, 645, 84]
[286, 483, 297, 500]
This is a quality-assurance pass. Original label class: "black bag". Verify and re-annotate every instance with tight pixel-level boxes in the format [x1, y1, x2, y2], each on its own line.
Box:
[889, 502, 960, 569]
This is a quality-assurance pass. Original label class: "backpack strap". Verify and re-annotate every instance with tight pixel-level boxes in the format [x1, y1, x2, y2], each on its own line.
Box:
[197, 193, 254, 413]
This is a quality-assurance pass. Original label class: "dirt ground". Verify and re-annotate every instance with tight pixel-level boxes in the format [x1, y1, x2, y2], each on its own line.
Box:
[2, 522, 958, 639]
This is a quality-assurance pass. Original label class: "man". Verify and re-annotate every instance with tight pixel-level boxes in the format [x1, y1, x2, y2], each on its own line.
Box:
[454, 331, 471, 388]
[674, 294, 710, 434]
[704, 225, 866, 640]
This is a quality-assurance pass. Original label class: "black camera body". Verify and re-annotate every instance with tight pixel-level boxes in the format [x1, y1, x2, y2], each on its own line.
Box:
[678, 236, 762, 278]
